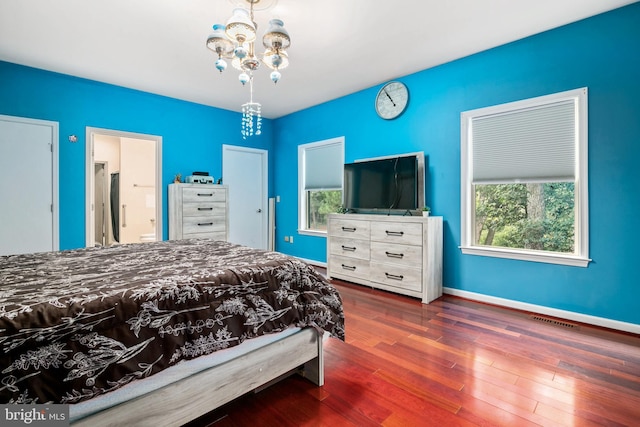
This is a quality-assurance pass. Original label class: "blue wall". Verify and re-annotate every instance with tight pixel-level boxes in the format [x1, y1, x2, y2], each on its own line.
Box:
[273, 3, 640, 325]
[0, 63, 274, 249]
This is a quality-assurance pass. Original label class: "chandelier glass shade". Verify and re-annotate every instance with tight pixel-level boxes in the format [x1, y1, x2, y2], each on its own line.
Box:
[225, 8, 256, 43]
[206, 0, 290, 138]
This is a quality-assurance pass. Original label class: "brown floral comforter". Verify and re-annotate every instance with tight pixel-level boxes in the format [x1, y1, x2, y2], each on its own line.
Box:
[0, 239, 344, 404]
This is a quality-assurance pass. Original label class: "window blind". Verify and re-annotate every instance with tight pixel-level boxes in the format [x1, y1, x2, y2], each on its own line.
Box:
[304, 141, 343, 190]
[472, 100, 576, 183]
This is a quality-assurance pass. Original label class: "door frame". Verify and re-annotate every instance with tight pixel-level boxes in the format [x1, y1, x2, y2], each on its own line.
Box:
[85, 127, 162, 247]
[222, 144, 269, 249]
[0, 114, 59, 252]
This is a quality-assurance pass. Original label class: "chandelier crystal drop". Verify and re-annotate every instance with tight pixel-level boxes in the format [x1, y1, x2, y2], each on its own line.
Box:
[241, 102, 262, 139]
[241, 76, 262, 140]
[206, 0, 290, 138]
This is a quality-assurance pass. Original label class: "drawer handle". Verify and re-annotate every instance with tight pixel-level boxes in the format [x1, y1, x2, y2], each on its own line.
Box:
[197, 222, 214, 226]
[198, 207, 213, 211]
[342, 226, 356, 232]
[341, 245, 356, 252]
[341, 264, 356, 271]
[197, 193, 214, 197]
[385, 230, 404, 237]
[385, 272, 404, 281]
[385, 251, 404, 259]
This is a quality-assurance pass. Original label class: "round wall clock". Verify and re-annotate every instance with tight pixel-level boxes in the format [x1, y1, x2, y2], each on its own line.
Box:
[375, 81, 409, 120]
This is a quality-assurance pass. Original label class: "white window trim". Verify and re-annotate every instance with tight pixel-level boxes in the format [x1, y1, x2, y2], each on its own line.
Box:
[460, 88, 591, 267]
[298, 137, 345, 236]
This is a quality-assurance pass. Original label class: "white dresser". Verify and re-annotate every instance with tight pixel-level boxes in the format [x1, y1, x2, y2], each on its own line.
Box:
[168, 183, 228, 241]
[327, 213, 443, 303]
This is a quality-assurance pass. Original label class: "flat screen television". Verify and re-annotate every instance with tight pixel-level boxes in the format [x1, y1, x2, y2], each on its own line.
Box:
[343, 154, 425, 213]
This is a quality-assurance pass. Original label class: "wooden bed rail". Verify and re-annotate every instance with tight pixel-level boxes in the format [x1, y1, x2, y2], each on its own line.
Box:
[71, 328, 324, 427]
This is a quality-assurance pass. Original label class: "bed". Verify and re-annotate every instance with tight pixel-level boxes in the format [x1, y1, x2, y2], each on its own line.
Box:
[0, 239, 344, 426]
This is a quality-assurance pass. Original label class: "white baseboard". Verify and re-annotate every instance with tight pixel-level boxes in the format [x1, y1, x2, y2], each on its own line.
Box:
[443, 287, 640, 335]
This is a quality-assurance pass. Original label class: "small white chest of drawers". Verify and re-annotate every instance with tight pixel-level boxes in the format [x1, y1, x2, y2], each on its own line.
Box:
[168, 183, 228, 241]
[327, 213, 443, 303]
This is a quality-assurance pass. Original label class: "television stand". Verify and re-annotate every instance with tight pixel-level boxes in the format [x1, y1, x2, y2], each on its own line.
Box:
[326, 213, 443, 303]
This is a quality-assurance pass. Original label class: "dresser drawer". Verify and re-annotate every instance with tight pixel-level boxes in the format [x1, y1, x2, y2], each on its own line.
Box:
[329, 237, 370, 261]
[370, 221, 422, 246]
[183, 231, 227, 240]
[182, 187, 226, 203]
[182, 216, 226, 235]
[370, 263, 422, 292]
[182, 202, 226, 217]
[370, 241, 422, 267]
[328, 218, 370, 240]
[328, 255, 370, 280]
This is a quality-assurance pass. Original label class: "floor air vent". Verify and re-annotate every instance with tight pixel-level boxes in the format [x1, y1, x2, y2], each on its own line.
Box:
[531, 315, 578, 329]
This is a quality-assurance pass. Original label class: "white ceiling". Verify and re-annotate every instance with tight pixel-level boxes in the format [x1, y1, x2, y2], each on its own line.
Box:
[0, 0, 636, 118]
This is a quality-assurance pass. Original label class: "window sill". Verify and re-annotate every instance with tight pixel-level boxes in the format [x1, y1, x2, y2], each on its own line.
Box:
[298, 229, 327, 238]
[460, 245, 591, 267]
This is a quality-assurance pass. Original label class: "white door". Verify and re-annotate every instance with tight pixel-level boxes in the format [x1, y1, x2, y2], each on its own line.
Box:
[0, 115, 58, 255]
[222, 145, 268, 249]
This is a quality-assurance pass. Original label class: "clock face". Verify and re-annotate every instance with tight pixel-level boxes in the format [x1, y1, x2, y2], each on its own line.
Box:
[375, 81, 409, 120]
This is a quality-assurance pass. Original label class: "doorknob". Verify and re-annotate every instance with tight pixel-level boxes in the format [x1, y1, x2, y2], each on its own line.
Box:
[257, 209, 262, 213]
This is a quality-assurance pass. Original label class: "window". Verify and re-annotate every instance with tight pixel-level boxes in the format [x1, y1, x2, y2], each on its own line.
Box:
[460, 88, 590, 267]
[298, 137, 344, 234]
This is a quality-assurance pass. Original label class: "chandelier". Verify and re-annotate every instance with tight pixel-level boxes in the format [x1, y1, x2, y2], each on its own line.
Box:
[206, 0, 291, 139]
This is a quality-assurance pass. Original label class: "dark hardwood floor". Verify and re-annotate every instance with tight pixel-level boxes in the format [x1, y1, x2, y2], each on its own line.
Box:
[189, 278, 640, 426]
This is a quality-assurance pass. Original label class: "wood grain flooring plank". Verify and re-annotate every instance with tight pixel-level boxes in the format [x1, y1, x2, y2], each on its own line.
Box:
[375, 340, 457, 370]
[349, 339, 466, 391]
[474, 334, 564, 366]
[557, 360, 640, 392]
[505, 325, 634, 371]
[437, 312, 522, 337]
[450, 358, 520, 387]
[404, 333, 496, 367]
[373, 369, 463, 414]
[533, 401, 601, 427]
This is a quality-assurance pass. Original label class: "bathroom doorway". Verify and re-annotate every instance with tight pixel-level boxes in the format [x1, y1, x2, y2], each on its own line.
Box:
[85, 128, 162, 247]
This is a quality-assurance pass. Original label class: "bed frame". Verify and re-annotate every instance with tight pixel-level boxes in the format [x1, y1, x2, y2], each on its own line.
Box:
[71, 328, 324, 426]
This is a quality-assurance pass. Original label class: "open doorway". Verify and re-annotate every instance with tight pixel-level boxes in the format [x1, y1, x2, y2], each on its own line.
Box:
[85, 128, 162, 247]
